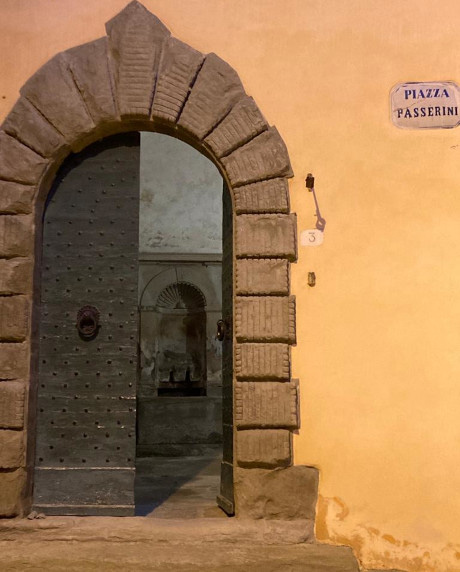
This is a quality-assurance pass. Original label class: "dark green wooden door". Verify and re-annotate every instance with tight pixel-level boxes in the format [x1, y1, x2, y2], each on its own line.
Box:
[34, 133, 140, 516]
[217, 182, 234, 515]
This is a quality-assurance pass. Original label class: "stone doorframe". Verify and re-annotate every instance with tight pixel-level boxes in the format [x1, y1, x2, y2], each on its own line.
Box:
[0, 1, 319, 524]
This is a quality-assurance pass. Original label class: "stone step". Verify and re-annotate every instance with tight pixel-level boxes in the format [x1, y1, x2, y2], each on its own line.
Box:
[0, 516, 361, 571]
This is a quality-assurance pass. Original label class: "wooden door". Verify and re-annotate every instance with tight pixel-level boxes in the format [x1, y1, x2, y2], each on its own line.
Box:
[217, 181, 235, 514]
[33, 133, 140, 515]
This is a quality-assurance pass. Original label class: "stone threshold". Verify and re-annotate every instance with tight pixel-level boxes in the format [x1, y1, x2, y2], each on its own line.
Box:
[0, 516, 314, 545]
[0, 516, 363, 572]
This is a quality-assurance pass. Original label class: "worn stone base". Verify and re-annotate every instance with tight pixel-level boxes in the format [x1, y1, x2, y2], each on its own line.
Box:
[235, 465, 319, 521]
[0, 516, 361, 571]
[0, 468, 26, 517]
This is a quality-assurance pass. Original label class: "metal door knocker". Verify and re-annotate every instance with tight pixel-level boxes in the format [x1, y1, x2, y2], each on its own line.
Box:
[76, 305, 100, 340]
[216, 319, 226, 341]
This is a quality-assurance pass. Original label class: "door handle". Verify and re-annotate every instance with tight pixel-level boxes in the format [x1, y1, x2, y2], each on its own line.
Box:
[76, 305, 100, 339]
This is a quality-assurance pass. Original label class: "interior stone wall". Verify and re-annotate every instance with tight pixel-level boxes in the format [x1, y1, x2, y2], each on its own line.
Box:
[138, 259, 223, 456]
[140, 132, 222, 254]
[0, 1, 318, 522]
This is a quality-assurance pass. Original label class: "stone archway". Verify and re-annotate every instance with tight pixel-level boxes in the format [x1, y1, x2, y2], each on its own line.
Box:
[0, 1, 318, 525]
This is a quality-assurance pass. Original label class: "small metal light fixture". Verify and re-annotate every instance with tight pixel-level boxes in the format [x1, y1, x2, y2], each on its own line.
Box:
[305, 173, 315, 192]
[308, 272, 316, 287]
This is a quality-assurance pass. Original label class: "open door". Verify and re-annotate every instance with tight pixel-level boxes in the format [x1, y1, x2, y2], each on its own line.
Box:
[33, 133, 140, 515]
[217, 181, 235, 515]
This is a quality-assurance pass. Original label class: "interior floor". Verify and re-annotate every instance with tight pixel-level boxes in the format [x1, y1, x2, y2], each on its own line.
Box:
[134, 448, 226, 518]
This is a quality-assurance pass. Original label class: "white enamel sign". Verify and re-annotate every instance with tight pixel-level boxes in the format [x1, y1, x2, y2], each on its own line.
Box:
[300, 229, 324, 247]
[391, 82, 460, 129]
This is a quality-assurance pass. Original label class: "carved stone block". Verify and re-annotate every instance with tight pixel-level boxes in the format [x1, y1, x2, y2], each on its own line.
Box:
[0, 430, 24, 468]
[152, 37, 204, 123]
[66, 37, 119, 127]
[0, 343, 28, 380]
[0, 382, 25, 429]
[235, 381, 299, 429]
[233, 178, 290, 214]
[0, 215, 34, 258]
[0, 181, 35, 214]
[2, 97, 67, 159]
[0, 468, 25, 517]
[235, 296, 296, 343]
[221, 127, 293, 186]
[178, 53, 246, 139]
[235, 214, 297, 261]
[21, 54, 95, 145]
[235, 343, 290, 381]
[236, 259, 289, 295]
[0, 258, 33, 295]
[205, 96, 268, 158]
[0, 131, 48, 185]
[236, 429, 291, 468]
[234, 465, 319, 520]
[106, 1, 170, 117]
[0, 296, 30, 342]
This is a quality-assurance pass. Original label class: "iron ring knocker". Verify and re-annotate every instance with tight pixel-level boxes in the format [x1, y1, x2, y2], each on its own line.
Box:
[216, 319, 226, 341]
[76, 305, 100, 340]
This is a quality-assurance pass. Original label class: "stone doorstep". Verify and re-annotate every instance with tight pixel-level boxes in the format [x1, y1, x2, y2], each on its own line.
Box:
[0, 517, 362, 571]
[0, 516, 314, 545]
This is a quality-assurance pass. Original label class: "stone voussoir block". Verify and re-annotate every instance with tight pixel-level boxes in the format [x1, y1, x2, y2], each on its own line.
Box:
[221, 127, 293, 186]
[0, 343, 29, 380]
[235, 343, 290, 381]
[236, 428, 291, 468]
[234, 465, 319, 520]
[0, 131, 48, 185]
[106, 1, 170, 118]
[0, 296, 30, 342]
[0, 430, 25, 468]
[178, 53, 246, 139]
[233, 178, 290, 214]
[0, 381, 26, 429]
[235, 213, 297, 261]
[236, 258, 289, 295]
[235, 380, 299, 429]
[65, 37, 120, 128]
[235, 296, 296, 343]
[21, 53, 95, 147]
[0, 468, 26, 517]
[2, 97, 67, 159]
[205, 96, 268, 158]
[152, 36, 204, 123]
[0, 258, 33, 295]
[0, 215, 34, 258]
[0, 181, 35, 215]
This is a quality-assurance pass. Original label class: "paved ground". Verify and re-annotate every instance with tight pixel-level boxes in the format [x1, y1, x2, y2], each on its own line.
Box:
[134, 452, 225, 518]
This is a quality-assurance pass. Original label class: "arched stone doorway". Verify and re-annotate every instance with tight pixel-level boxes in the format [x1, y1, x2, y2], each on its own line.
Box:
[0, 1, 318, 524]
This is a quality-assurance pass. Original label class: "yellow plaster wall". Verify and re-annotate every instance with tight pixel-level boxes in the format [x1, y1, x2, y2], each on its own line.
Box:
[1, 1, 460, 569]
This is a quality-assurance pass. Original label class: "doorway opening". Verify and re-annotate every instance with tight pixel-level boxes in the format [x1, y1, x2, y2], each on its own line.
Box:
[33, 131, 229, 517]
[135, 132, 225, 517]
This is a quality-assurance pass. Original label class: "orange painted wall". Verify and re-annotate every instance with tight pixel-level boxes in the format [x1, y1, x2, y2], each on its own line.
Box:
[2, 1, 460, 570]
